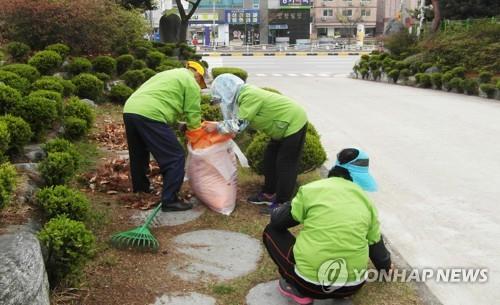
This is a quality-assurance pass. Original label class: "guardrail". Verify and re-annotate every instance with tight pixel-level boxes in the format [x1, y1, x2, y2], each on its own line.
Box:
[196, 44, 378, 53]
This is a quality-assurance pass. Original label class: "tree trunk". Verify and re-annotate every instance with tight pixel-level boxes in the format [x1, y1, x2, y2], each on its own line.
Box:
[431, 0, 441, 33]
[179, 19, 189, 44]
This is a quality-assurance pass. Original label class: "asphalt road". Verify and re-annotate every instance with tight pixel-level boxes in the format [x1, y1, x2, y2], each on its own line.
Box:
[206, 56, 500, 305]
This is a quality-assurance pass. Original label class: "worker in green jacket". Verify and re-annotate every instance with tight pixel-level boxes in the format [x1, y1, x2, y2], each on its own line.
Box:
[263, 148, 392, 304]
[123, 61, 207, 212]
[205, 73, 308, 214]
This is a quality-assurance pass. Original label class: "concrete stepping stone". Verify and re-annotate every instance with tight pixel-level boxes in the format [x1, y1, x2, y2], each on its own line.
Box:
[167, 229, 262, 282]
[246, 280, 354, 305]
[131, 199, 205, 227]
[151, 292, 215, 305]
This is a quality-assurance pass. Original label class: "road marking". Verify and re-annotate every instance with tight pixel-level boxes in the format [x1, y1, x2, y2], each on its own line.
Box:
[288, 73, 298, 77]
[318, 73, 330, 77]
[333, 74, 349, 78]
[256, 73, 267, 77]
[303, 73, 314, 77]
[272, 73, 283, 77]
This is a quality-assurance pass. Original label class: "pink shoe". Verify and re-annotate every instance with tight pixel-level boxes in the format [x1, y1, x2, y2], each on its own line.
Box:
[278, 278, 314, 305]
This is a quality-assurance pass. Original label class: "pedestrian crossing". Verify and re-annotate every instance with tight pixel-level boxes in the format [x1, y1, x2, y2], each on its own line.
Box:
[250, 73, 349, 78]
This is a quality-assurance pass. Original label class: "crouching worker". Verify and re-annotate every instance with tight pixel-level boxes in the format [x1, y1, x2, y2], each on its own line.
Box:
[263, 148, 392, 304]
[123, 61, 208, 212]
[205, 73, 308, 214]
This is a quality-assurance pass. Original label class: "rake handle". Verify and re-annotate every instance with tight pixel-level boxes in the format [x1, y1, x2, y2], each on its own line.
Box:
[142, 203, 162, 228]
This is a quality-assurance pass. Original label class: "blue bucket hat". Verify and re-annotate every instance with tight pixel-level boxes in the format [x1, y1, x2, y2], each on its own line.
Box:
[335, 149, 378, 192]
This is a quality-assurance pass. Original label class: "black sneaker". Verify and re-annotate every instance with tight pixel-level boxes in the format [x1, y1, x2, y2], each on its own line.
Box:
[259, 202, 281, 215]
[278, 278, 313, 305]
[161, 200, 193, 212]
[247, 192, 275, 205]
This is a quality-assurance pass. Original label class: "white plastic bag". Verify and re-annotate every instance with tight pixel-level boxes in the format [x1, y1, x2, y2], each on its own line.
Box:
[186, 140, 239, 215]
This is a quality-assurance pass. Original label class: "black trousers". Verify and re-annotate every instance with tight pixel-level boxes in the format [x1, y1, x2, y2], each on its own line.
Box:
[123, 113, 185, 204]
[263, 224, 364, 300]
[262, 124, 307, 203]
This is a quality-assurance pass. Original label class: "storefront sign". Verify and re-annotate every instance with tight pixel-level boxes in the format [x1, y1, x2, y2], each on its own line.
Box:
[280, 0, 311, 7]
[224, 9, 259, 24]
[192, 13, 219, 21]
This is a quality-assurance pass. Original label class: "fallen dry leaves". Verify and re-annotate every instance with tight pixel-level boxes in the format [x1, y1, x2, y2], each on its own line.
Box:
[93, 122, 128, 151]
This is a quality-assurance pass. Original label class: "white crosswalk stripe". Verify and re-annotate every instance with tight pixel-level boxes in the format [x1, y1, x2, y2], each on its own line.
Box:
[318, 73, 330, 77]
[256, 73, 267, 77]
[272, 73, 283, 77]
[288, 73, 298, 77]
[303, 73, 314, 77]
[251, 73, 338, 78]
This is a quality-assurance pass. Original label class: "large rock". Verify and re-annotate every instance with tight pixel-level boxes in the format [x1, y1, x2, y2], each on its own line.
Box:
[23, 144, 46, 163]
[167, 230, 262, 282]
[0, 227, 49, 305]
[152, 292, 216, 305]
[246, 280, 354, 305]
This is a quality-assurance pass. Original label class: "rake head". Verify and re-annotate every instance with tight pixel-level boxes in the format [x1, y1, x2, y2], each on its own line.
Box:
[110, 226, 159, 252]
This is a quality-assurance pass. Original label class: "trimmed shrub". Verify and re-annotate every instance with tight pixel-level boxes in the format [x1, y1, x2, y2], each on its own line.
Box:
[0, 115, 32, 154]
[497, 80, 500, 91]
[72, 73, 104, 100]
[141, 68, 156, 81]
[361, 54, 370, 61]
[93, 72, 111, 83]
[133, 46, 150, 60]
[39, 152, 77, 186]
[64, 97, 95, 129]
[478, 71, 493, 84]
[480, 84, 496, 99]
[28, 90, 63, 117]
[160, 58, 183, 68]
[37, 216, 95, 285]
[0, 121, 11, 155]
[32, 77, 64, 95]
[0, 162, 17, 209]
[388, 69, 400, 83]
[201, 104, 222, 121]
[0, 70, 30, 94]
[395, 61, 408, 70]
[419, 63, 433, 73]
[261, 87, 282, 94]
[109, 84, 134, 104]
[37, 185, 89, 221]
[212, 67, 248, 82]
[61, 79, 76, 97]
[201, 94, 212, 104]
[360, 68, 369, 80]
[246, 127, 326, 175]
[381, 57, 395, 72]
[400, 69, 411, 80]
[130, 59, 147, 70]
[122, 69, 145, 89]
[14, 96, 58, 139]
[448, 77, 464, 93]
[43, 138, 81, 169]
[92, 56, 116, 75]
[156, 65, 175, 72]
[67, 57, 92, 76]
[0, 64, 40, 82]
[116, 54, 135, 75]
[45, 43, 70, 58]
[146, 51, 165, 69]
[0, 83, 22, 114]
[450, 67, 466, 78]
[28, 50, 62, 75]
[464, 79, 479, 95]
[372, 70, 382, 81]
[416, 73, 432, 88]
[63, 117, 87, 140]
[442, 71, 455, 85]
[431, 73, 443, 89]
[5, 42, 31, 61]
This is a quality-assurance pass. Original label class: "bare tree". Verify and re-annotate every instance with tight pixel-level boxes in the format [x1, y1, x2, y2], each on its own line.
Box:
[335, 8, 363, 46]
[430, 0, 441, 33]
[175, 0, 203, 43]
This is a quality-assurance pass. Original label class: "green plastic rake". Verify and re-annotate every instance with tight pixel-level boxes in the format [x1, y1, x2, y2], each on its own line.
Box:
[110, 203, 161, 252]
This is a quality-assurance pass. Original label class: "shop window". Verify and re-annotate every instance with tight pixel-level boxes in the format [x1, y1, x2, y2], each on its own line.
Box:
[342, 9, 352, 17]
[318, 28, 328, 37]
[361, 9, 371, 16]
[323, 9, 333, 17]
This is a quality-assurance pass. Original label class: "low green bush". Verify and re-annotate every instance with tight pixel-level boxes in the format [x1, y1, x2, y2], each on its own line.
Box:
[64, 97, 95, 130]
[0, 121, 11, 155]
[93, 72, 110, 83]
[372, 70, 382, 81]
[158, 44, 176, 56]
[67, 57, 92, 76]
[156, 65, 175, 72]
[28, 90, 63, 117]
[32, 77, 64, 95]
[381, 57, 395, 73]
[45, 43, 70, 58]
[43, 138, 81, 169]
[480, 84, 496, 99]
[368, 60, 381, 72]
[464, 79, 479, 95]
[116, 54, 135, 75]
[109, 83, 134, 104]
[39, 152, 78, 186]
[448, 77, 465, 93]
[37, 185, 89, 221]
[133, 46, 150, 60]
[419, 63, 433, 73]
[201, 104, 222, 121]
[0, 70, 30, 94]
[141, 68, 156, 81]
[261, 87, 282, 94]
[478, 71, 493, 84]
[28, 50, 62, 75]
[400, 69, 411, 80]
[0, 64, 40, 82]
[0, 162, 17, 209]
[395, 61, 408, 70]
[497, 80, 500, 90]
[14, 96, 58, 139]
[450, 66, 466, 78]
[431, 73, 443, 89]
[360, 68, 369, 80]
[0, 83, 22, 114]
[146, 51, 165, 69]
[388, 69, 400, 83]
[72, 73, 104, 101]
[212, 67, 248, 82]
[122, 69, 145, 89]
[361, 54, 370, 61]
[130, 59, 147, 70]
[201, 94, 212, 104]
[246, 126, 326, 175]
[416, 73, 432, 88]
[0, 115, 32, 154]
[63, 117, 87, 140]
[37, 216, 95, 286]
[160, 58, 183, 68]
[5, 42, 31, 62]
[60, 79, 76, 97]
[92, 56, 116, 75]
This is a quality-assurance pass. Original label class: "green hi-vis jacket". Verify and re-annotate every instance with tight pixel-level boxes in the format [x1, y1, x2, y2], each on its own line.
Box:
[123, 68, 201, 130]
[291, 177, 382, 284]
[237, 85, 307, 139]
